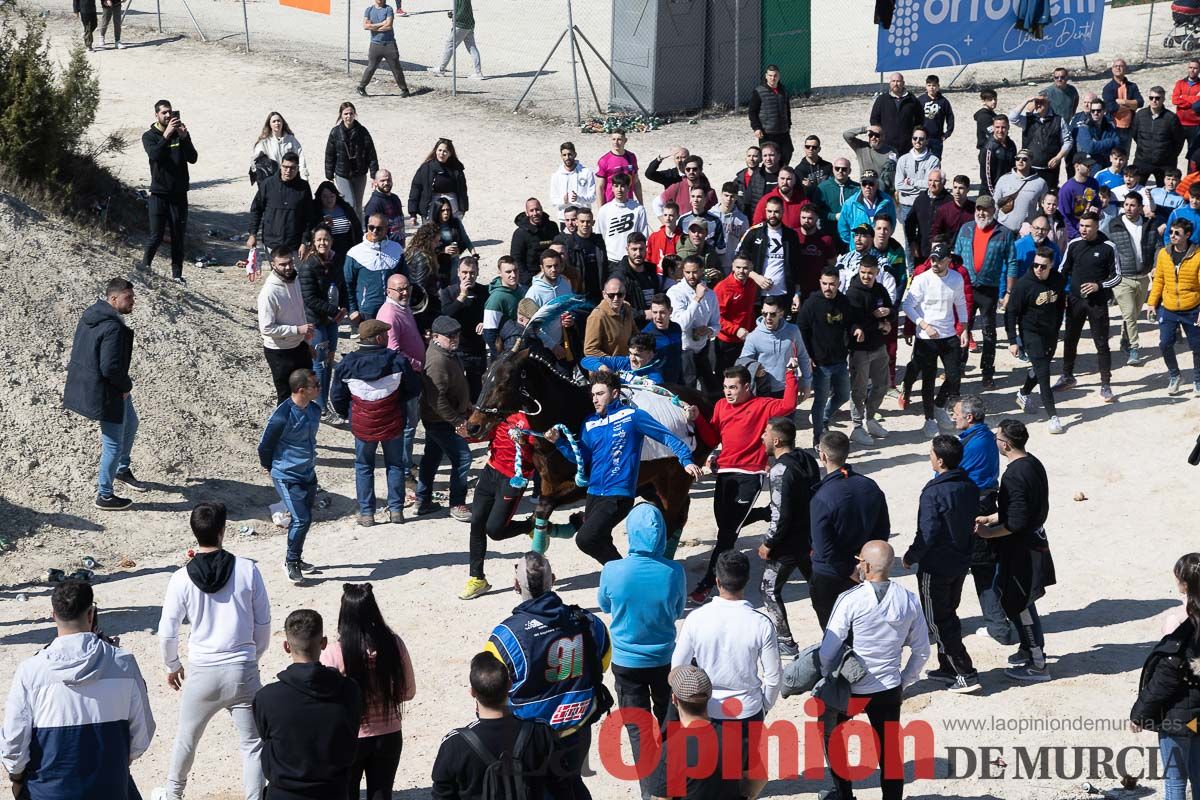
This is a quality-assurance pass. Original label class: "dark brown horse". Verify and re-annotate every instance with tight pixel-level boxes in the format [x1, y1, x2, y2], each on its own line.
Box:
[465, 347, 715, 551]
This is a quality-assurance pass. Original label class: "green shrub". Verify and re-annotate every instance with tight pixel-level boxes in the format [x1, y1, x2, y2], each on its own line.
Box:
[0, 3, 100, 181]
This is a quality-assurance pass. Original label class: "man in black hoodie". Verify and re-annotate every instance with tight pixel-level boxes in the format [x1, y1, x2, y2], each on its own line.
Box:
[565, 208, 608, 304]
[1054, 211, 1120, 402]
[1007, 247, 1068, 432]
[903, 435, 982, 694]
[142, 99, 198, 284]
[797, 266, 852, 446]
[844, 255, 894, 446]
[509, 198, 560, 286]
[870, 73, 923, 155]
[63, 277, 142, 511]
[253, 609, 362, 800]
[248, 152, 315, 256]
[609, 232, 662, 320]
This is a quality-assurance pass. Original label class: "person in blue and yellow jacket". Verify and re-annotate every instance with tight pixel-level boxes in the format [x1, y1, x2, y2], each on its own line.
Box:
[485, 552, 611, 798]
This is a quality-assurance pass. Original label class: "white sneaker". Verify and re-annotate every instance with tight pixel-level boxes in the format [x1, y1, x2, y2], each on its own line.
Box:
[99, 34, 107, 48]
[429, 68, 447, 77]
[934, 406, 953, 430]
[864, 418, 889, 438]
[1048, 415, 1064, 434]
[1016, 392, 1032, 413]
[469, 72, 484, 80]
[149, 789, 173, 800]
[116, 41, 127, 49]
[850, 426, 874, 446]
[1168, 374, 1182, 395]
[922, 418, 940, 437]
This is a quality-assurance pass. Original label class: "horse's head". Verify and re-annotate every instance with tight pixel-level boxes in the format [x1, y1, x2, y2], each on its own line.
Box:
[466, 347, 533, 438]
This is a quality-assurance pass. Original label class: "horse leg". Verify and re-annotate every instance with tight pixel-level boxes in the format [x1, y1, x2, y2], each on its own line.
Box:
[654, 464, 693, 561]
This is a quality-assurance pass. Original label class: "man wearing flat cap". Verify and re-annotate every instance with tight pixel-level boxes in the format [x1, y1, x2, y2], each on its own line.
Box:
[647, 665, 744, 800]
[331, 318, 421, 527]
[415, 315, 473, 521]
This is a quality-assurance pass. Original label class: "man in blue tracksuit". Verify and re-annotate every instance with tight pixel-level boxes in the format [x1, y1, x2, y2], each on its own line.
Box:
[597, 504, 685, 799]
[549, 370, 702, 564]
[258, 368, 322, 585]
[950, 394, 1017, 646]
[580, 332, 665, 384]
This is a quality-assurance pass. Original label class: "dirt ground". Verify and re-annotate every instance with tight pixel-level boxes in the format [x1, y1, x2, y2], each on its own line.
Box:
[2, 14, 1200, 799]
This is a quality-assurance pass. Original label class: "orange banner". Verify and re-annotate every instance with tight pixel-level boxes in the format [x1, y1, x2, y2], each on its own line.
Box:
[280, 0, 330, 15]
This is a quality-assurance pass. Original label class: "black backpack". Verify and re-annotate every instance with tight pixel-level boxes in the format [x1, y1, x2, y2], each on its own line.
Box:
[455, 722, 536, 800]
[249, 152, 279, 186]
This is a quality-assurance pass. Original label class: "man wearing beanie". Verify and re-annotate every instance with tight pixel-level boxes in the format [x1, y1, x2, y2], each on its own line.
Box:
[416, 316, 473, 521]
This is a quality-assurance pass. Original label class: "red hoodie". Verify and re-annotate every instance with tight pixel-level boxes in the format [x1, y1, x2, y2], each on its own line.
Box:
[694, 370, 798, 474]
[714, 273, 758, 343]
[752, 188, 812, 229]
[471, 412, 536, 479]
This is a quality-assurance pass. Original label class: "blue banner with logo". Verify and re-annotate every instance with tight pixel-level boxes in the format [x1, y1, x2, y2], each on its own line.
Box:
[876, 0, 1105, 72]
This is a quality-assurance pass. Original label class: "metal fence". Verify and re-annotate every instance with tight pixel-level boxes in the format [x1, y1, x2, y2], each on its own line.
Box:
[27, 0, 1200, 118]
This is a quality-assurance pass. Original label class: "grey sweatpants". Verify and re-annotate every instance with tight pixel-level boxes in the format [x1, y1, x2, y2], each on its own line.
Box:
[850, 345, 889, 423]
[438, 26, 482, 74]
[165, 662, 264, 800]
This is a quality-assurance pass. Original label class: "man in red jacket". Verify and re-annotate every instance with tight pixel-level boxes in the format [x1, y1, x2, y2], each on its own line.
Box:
[689, 362, 798, 603]
[714, 256, 759, 371]
[1172, 58, 1200, 170]
[752, 166, 809, 229]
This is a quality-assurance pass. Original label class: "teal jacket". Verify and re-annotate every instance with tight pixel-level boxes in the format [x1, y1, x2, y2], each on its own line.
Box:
[953, 222, 1018, 288]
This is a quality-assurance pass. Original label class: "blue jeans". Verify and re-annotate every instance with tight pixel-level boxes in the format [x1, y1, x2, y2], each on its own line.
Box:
[311, 321, 339, 412]
[401, 393, 420, 473]
[273, 477, 316, 563]
[1160, 734, 1200, 800]
[811, 362, 850, 441]
[1158, 306, 1200, 381]
[415, 420, 471, 506]
[98, 396, 139, 498]
[354, 437, 406, 514]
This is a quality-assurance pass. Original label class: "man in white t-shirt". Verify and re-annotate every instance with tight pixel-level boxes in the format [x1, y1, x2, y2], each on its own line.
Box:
[153, 502, 271, 800]
[596, 172, 650, 267]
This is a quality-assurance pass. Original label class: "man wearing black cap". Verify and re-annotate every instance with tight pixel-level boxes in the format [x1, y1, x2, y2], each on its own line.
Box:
[836, 170, 897, 247]
[415, 315, 473, 521]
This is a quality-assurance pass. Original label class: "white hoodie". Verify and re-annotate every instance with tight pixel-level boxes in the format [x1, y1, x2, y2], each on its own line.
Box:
[895, 148, 941, 206]
[549, 162, 598, 222]
[819, 581, 930, 694]
[158, 554, 271, 671]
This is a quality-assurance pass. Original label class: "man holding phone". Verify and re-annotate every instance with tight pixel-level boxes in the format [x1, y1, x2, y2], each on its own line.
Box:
[142, 100, 198, 285]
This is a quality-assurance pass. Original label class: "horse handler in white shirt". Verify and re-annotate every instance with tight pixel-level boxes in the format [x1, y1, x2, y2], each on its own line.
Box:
[672, 550, 781, 800]
[818, 539, 930, 800]
[152, 502, 272, 800]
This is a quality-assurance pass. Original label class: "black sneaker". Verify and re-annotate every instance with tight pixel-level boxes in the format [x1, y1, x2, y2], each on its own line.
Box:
[114, 468, 148, 493]
[285, 562, 305, 585]
[948, 673, 982, 693]
[297, 560, 319, 573]
[1005, 663, 1051, 682]
[1007, 647, 1032, 666]
[95, 494, 133, 511]
[415, 501, 442, 516]
[355, 85, 367, 96]
[925, 667, 956, 684]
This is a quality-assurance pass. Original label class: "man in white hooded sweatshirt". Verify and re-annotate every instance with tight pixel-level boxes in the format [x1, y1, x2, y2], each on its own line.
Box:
[895, 127, 942, 232]
[819, 539, 929, 800]
[152, 502, 271, 800]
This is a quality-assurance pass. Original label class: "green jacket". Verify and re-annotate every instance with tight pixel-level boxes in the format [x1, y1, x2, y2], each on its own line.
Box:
[453, 0, 474, 29]
[817, 177, 860, 235]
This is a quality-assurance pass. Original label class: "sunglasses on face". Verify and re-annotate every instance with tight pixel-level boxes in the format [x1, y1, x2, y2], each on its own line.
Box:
[805, 144, 819, 150]
[1150, 96, 1165, 101]
[605, 292, 625, 299]
[912, 136, 927, 142]
[834, 166, 850, 172]
[367, 224, 386, 231]
[867, 132, 880, 138]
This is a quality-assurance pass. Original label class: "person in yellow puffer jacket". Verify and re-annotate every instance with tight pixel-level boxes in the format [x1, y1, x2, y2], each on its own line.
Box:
[1148, 217, 1200, 393]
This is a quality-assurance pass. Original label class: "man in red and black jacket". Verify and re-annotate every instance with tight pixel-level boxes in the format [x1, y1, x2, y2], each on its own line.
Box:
[330, 319, 421, 527]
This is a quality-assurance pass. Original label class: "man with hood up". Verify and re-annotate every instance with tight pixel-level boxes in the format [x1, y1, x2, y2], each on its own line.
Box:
[598, 503, 685, 800]
[736, 294, 813, 399]
[153, 502, 271, 800]
[252, 609, 362, 800]
[510, 198, 560, 286]
[1, 579, 155, 800]
[486, 552, 612, 797]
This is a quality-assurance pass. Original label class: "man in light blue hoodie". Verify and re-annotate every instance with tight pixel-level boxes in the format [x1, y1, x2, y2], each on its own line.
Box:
[736, 294, 812, 399]
[597, 503, 685, 800]
[523, 249, 575, 355]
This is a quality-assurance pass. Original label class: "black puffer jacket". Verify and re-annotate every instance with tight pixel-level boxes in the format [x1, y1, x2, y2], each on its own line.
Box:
[298, 252, 345, 325]
[1131, 107, 1185, 167]
[408, 160, 469, 218]
[323, 121, 378, 180]
[250, 173, 314, 251]
[1131, 619, 1200, 735]
[510, 212, 561, 285]
[63, 301, 134, 424]
[749, 82, 791, 135]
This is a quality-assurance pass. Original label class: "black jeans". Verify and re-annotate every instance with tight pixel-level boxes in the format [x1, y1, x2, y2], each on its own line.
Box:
[825, 685, 904, 800]
[917, 571, 975, 676]
[552, 725, 593, 800]
[468, 465, 532, 578]
[908, 336, 961, 419]
[346, 729, 403, 800]
[1020, 337, 1058, 416]
[681, 341, 719, 394]
[264, 344, 313, 405]
[359, 41, 409, 92]
[577, 494, 634, 565]
[809, 572, 857, 631]
[612, 663, 671, 800]
[963, 284, 999, 379]
[701, 473, 763, 588]
[716, 338, 744, 372]
[144, 193, 189, 278]
[761, 554, 809, 645]
[1062, 296, 1112, 383]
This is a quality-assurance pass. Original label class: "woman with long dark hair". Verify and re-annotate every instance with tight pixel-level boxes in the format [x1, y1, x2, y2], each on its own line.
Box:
[1131, 553, 1200, 800]
[407, 137, 469, 225]
[320, 583, 415, 800]
[311, 180, 363, 266]
[324, 102, 378, 214]
[298, 225, 346, 418]
[432, 197, 473, 279]
[252, 111, 309, 181]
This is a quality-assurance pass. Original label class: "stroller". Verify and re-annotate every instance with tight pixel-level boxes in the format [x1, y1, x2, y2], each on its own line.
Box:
[1165, 0, 1200, 51]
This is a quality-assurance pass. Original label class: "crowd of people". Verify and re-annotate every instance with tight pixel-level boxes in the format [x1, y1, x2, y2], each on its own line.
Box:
[20, 54, 1200, 800]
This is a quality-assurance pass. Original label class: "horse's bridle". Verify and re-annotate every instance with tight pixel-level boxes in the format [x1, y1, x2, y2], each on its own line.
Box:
[473, 348, 582, 418]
